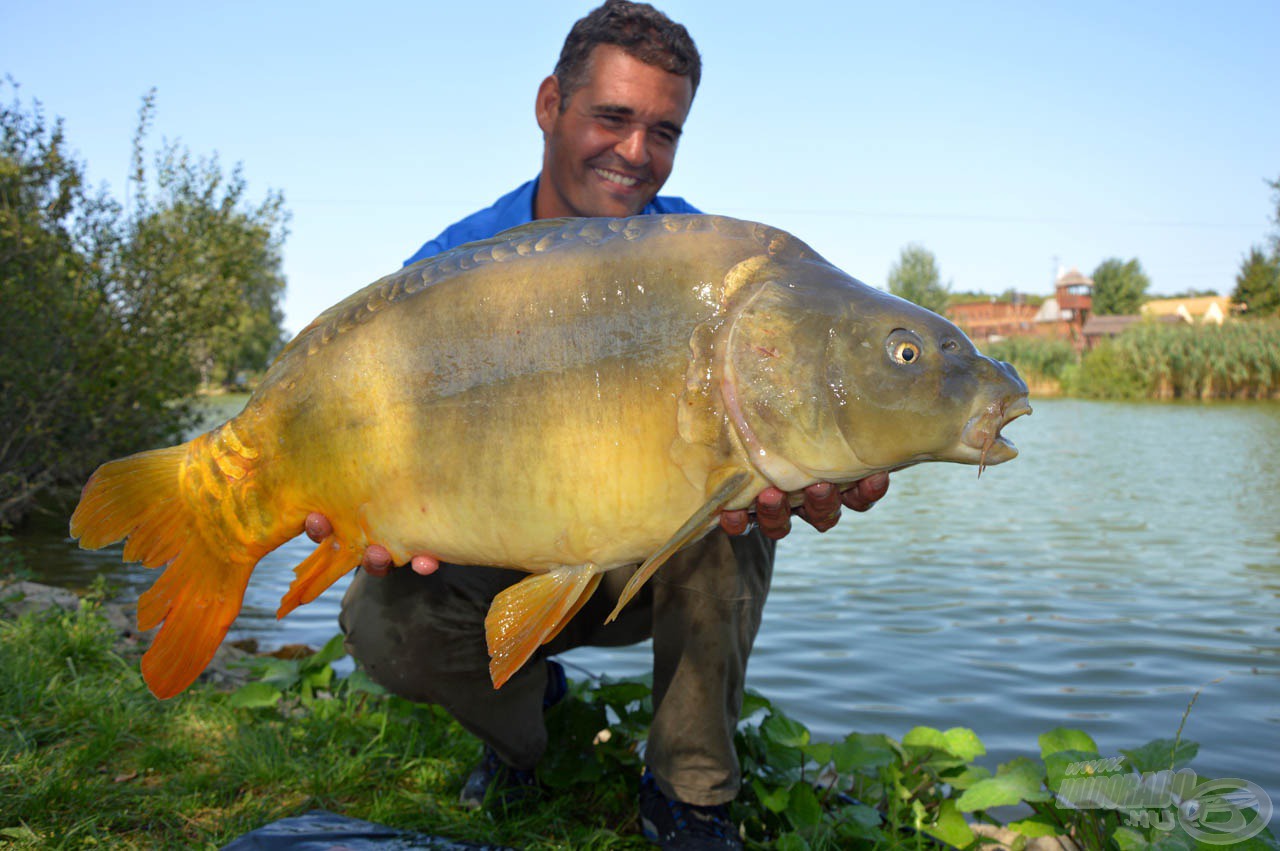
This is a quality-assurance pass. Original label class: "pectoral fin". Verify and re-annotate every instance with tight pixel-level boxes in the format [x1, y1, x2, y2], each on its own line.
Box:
[605, 470, 753, 624]
[485, 564, 602, 689]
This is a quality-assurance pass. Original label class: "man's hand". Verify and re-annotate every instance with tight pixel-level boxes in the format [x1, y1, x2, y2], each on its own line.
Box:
[718, 473, 891, 540]
[303, 512, 440, 578]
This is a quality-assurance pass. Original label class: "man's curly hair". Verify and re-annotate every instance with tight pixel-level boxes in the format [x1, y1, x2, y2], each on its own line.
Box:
[553, 0, 701, 110]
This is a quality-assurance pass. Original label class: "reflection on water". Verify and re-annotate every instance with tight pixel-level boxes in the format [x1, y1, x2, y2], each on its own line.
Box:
[13, 397, 1280, 806]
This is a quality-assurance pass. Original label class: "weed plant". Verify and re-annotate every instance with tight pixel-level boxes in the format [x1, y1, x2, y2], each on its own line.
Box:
[984, 337, 1077, 385]
[984, 320, 1280, 401]
[2, 596, 1275, 849]
[1093, 320, 1280, 400]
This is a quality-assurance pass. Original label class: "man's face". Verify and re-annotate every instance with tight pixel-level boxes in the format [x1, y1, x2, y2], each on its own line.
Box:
[535, 44, 694, 219]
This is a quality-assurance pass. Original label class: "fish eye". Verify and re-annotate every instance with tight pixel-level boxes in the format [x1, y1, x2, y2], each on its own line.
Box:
[885, 329, 925, 366]
[892, 341, 921, 364]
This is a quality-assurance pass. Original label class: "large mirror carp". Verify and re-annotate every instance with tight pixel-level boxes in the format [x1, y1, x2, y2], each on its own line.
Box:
[71, 215, 1030, 699]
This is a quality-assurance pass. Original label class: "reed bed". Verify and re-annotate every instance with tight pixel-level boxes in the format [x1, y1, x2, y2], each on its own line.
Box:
[1082, 319, 1280, 400]
[985, 320, 1280, 401]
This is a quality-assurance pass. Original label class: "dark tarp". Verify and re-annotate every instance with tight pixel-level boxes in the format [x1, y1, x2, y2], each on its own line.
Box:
[220, 810, 517, 851]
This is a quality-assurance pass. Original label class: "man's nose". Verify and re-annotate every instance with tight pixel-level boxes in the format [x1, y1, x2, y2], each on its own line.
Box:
[615, 127, 650, 166]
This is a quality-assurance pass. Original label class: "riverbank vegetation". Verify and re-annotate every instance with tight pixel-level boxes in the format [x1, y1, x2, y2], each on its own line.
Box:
[2, 585, 1274, 850]
[986, 319, 1280, 401]
[0, 83, 288, 527]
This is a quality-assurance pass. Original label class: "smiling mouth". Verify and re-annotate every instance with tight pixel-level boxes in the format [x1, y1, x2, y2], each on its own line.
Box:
[963, 396, 1032, 474]
[593, 167, 641, 188]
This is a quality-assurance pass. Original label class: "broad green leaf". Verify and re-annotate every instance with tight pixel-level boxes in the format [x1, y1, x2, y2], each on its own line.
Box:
[741, 689, 772, 718]
[1008, 815, 1063, 838]
[1121, 739, 1199, 773]
[1113, 827, 1152, 850]
[762, 712, 810, 749]
[306, 633, 348, 669]
[834, 733, 897, 773]
[802, 742, 832, 766]
[302, 665, 333, 690]
[594, 680, 649, 707]
[955, 757, 1050, 811]
[942, 727, 986, 761]
[753, 779, 790, 814]
[1044, 749, 1107, 794]
[1039, 727, 1100, 758]
[902, 726, 977, 768]
[947, 765, 993, 790]
[775, 832, 810, 851]
[786, 782, 823, 830]
[342, 668, 386, 695]
[227, 681, 282, 709]
[254, 657, 302, 688]
[837, 802, 881, 830]
[924, 799, 975, 847]
[902, 726, 948, 751]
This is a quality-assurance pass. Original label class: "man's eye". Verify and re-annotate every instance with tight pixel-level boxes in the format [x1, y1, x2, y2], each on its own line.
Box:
[597, 114, 625, 127]
[652, 130, 676, 146]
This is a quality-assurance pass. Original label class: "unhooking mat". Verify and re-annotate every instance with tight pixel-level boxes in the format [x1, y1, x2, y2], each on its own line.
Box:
[220, 810, 517, 851]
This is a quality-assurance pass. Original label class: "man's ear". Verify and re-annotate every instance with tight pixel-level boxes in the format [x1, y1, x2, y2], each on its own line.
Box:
[535, 75, 562, 135]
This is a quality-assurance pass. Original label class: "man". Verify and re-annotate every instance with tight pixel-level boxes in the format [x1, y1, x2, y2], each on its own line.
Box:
[309, 3, 889, 848]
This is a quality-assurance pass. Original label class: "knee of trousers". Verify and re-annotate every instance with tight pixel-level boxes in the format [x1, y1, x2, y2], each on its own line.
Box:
[338, 566, 498, 706]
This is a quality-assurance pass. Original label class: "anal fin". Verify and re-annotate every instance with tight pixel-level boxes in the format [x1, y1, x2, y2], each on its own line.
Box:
[605, 470, 753, 623]
[485, 564, 601, 689]
[278, 536, 363, 618]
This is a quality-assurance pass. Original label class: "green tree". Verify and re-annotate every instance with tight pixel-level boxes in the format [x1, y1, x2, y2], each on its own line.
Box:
[1090, 258, 1150, 315]
[0, 86, 191, 525]
[0, 84, 288, 526]
[888, 243, 949, 314]
[1232, 245, 1280, 317]
[122, 92, 288, 388]
[1269, 175, 1280, 257]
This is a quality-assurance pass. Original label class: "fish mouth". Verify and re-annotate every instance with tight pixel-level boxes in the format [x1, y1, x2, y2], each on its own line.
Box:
[960, 395, 1032, 474]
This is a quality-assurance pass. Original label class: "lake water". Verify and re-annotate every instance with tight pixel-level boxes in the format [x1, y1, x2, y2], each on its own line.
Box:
[14, 397, 1280, 808]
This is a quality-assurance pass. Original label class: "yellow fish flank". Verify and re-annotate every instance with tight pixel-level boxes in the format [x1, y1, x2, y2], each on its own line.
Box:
[70, 215, 1030, 699]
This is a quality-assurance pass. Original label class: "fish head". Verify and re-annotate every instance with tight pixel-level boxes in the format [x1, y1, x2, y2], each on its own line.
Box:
[823, 286, 1031, 474]
[722, 261, 1030, 489]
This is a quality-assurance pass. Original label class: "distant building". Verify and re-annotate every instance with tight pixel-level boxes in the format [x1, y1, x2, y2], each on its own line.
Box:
[1081, 313, 1181, 349]
[946, 298, 1039, 343]
[1140, 295, 1237, 325]
[1081, 295, 1236, 349]
[1031, 267, 1094, 350]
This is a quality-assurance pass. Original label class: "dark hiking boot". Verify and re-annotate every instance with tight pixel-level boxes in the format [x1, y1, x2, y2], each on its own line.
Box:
[639, 770, 742, 850]
[458, 745, 540, 810]
[457, 658, 568, 810]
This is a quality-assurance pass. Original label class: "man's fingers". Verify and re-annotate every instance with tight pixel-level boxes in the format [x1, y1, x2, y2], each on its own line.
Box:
[841, 472, 890, 512]
[798, 482, 841, 532]
[755, 487, 791, 540]
[304, 512, 333, 543]
[362, 544, 394, 578]
[720, 509, 750, 536]
[411, 555, 440, 576]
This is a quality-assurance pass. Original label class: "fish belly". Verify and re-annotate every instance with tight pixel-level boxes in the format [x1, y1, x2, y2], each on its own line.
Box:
[254, 225, 751, 572]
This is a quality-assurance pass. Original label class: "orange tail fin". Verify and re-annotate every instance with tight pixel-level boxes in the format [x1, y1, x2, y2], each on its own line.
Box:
[70, 423, 321, 699]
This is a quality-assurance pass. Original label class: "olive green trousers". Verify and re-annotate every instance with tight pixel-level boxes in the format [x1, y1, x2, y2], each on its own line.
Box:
[338, 528, 775, 807]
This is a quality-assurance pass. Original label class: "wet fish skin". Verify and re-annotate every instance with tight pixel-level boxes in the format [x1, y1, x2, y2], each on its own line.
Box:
[70, 214, 1029, 698]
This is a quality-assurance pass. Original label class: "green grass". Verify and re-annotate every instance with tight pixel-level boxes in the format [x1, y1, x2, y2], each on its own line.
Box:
[3, 594, 1276, 850]
[0, 596, 645, 849]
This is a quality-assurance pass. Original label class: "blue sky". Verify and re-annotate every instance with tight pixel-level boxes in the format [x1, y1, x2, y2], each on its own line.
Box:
[5, 1, 1278, 334]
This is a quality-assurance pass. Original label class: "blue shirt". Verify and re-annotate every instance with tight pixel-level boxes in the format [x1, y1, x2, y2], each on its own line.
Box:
[403, 176, 701, 266]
